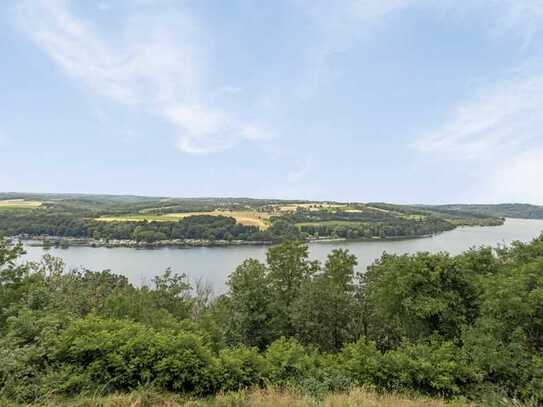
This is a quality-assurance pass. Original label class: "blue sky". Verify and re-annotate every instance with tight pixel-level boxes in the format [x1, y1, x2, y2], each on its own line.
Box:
[2, 0, 543, 203]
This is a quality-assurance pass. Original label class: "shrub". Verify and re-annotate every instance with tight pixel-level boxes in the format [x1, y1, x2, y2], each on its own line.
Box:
[264, 338, 315, 386]
[337, 339, 381, 386]
[378, 341, 476, 397]
[53, 317, 218, 395]
[217, 346, 270, 391]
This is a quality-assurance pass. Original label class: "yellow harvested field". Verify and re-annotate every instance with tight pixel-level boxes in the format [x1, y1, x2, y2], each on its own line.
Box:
[0, 199, 42, 208]
[366, 206, 391, 213]
[164, 211, 271, 229]
[97, 210, 271, 229]
[273, 203, 346, 212]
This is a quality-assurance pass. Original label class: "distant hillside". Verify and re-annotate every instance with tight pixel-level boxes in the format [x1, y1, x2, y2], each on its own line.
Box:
[0, 193, 504, 244]
[425, 204, 543, 220]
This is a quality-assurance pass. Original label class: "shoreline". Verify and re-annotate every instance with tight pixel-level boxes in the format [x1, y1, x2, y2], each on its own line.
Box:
[12, 230, 466, 249]
[16, 236, 274, 249]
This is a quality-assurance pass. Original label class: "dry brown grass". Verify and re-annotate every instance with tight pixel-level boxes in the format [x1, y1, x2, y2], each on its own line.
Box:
[272, 203, 347, 213]
[28, 388, 471, 407]
[96, 210, 271, 230]
[164, 211, 271, 229]
[322, 388, 465, 407]
[0, 199, 42, 208]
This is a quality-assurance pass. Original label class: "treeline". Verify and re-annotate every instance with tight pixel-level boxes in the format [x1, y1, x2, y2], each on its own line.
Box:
[280, 208, 396, 223]
[431, 203, 543, 220]
[299, 218, 456, 239]
[95, 216, 260, 242]
[0, 193, 298, 216]
[2, 235, 543, 404]
[0, 209, 492, 244]
[7, 209, 453, 243]
[0, 193, 508, 245]
[0, 211, 290, 242]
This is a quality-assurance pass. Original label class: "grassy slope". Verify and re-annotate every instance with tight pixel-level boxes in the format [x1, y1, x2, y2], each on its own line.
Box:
[11, 388, 473, 407]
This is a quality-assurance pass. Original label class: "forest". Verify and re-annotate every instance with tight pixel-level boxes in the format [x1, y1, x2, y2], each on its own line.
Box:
[426, 204, 543, 220]
[2, 234, 543, 405]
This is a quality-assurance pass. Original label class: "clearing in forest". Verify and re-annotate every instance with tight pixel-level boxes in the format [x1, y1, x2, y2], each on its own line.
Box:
[97, 210, 271, 229]
[0, 199, 42, 208]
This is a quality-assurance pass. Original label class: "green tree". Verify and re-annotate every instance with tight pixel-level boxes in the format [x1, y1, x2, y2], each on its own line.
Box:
[0, 239, 29, 329]
[224, 259, 273, 349]
[361, 252, 479, 348]
[149, 268, 193, 320]
[266, 241, 317, 337]
[293, 249, 359, 351]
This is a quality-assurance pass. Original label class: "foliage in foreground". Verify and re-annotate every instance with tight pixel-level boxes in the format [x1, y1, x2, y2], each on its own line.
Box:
[2, 235, 543, 404]
[0, 387, 480, 407]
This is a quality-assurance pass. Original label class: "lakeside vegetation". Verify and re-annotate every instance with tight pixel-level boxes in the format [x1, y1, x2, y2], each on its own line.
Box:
[0, 193, 507, 246]
[2, 232, 543, 405]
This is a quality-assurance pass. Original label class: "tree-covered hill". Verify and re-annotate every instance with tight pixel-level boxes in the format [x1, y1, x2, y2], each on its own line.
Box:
[425, 203, 543, 219]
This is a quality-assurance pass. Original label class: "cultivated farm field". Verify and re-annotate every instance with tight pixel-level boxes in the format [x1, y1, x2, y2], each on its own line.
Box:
[0, 199, 42, 208]
[95, 203, 360, 230]
[97, 210, 272, 229]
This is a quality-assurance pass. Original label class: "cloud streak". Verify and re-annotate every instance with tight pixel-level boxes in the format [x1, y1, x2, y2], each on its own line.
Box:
[415, 74, 543, 158]
[16, 0, 269, 153]
[415, 71, 543, 203]
[294, 0, 543, 202]
[13, 0, 543, 201]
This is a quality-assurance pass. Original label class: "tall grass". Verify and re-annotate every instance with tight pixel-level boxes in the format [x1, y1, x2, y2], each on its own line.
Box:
[5, 387, 473, 407]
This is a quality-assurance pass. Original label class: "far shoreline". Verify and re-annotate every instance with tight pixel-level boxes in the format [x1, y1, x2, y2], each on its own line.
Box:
[11, 220, 506, 250]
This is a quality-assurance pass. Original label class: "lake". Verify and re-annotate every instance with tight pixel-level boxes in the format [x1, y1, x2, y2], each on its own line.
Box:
[21, 218, 543, 293]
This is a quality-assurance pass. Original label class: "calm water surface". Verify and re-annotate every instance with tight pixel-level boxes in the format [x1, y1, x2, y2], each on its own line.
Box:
[21, 218, 543, 293]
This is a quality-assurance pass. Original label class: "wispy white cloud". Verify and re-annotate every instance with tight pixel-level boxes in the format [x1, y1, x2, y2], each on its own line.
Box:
[16, 0, 269, 153]
[296, 0, 543, 203]
[302, 0, 543, 47]
[293, 0, 419, 98]
[296, 0, 543, 98]
[414, 71, 543, 203]
[165, 104, 271, 153]
[415, 74, 543, 158]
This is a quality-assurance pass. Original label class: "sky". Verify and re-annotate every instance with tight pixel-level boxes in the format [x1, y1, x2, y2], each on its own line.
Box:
[2, 0, 543, 204]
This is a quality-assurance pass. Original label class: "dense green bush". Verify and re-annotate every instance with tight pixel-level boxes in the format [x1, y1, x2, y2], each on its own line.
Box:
[3, 235, 543, 403]
[53, 317, 218, 394]
[378, 341, 476, 397]
[338, 339, 382, 386]
[217, 346, 270, 391]
[264, 337, 316, 386]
